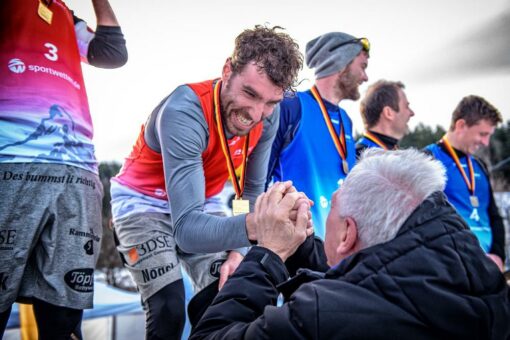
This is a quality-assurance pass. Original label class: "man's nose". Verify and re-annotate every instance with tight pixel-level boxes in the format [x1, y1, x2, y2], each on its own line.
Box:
[361, 70, 368, 82]
[480, 135, 490, 146]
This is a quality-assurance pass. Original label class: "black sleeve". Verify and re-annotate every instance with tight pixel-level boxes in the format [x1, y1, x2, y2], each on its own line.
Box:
[87, 25, 128, 68]
[284, 235, 329, 276]
[476, 158, 506, 261]
[190, 247, 292, 339]
[488, 184, 506, 261]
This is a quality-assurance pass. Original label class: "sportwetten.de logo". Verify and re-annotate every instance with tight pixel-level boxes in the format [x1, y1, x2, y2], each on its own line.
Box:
[7, 58, 80, 89]
[8, 58, 26, 73]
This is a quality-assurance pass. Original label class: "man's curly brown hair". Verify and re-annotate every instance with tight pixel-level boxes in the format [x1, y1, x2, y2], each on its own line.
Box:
[230, 25, 303, 92]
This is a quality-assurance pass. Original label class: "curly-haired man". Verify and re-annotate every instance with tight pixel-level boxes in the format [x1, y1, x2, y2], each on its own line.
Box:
[110, 25, 303, 339]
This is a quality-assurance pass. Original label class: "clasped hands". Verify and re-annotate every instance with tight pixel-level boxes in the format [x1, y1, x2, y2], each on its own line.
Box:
[254, 181, 313, 262]
[220, 181, 313, 289]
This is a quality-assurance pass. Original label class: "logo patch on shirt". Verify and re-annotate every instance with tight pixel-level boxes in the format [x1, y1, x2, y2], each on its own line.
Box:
[84, 240, 94, 255]
[64, 268, 93, 292]
[0, 229, 17, 250]
[8, 58, 26, 73]
[209, 259, 226, 278]
[141, 264, 175, 283]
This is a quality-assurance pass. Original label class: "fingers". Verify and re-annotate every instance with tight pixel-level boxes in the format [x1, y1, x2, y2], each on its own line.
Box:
[218, 263, 230, 290]
[279, 191, 310, 211]
[296, 202, 309, 230]
[292, 196, 312, 211]
[289, 209, 311, 222]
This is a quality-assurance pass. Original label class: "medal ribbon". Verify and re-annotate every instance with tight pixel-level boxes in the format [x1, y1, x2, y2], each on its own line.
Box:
[213, 80, 249, 199]
[442, 136, 475, 195]
[363, 131, 392, 150]
[310, 86, 348, 164]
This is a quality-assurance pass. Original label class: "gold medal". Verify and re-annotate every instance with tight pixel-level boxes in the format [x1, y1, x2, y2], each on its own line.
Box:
[470, 195, 479, 208]
[232, 199, 250, 216]
[38, 1, 53, 24]
[342, 160, 349, 174]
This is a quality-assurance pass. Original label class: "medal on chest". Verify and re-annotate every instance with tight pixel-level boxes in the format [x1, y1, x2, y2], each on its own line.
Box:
[214, 80, 251, 216]
[38, 1, 53, 24]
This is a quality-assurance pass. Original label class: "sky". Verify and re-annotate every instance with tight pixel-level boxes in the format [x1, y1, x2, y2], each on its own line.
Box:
[67, 0, 510, 162]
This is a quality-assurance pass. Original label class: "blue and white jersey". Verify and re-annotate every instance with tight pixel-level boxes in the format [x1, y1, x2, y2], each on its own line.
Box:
[272, 90, 356, 239]
[425, 143, 492, 252]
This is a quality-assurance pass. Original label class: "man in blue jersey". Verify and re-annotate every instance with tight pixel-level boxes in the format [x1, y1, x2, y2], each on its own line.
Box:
[425, 95, 505, 271]
[267, 32, 369, 239]
[356, 80, 414, 156]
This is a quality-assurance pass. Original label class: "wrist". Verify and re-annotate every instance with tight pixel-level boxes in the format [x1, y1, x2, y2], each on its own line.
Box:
[245, 213, 257, 241]
[258, 243, 290, 262]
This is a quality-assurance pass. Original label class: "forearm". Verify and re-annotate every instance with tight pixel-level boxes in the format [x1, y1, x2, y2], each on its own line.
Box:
[175, 213, 250, 253]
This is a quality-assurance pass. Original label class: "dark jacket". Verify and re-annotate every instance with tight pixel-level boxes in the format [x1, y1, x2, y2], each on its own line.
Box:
[191, 192, 510, 339]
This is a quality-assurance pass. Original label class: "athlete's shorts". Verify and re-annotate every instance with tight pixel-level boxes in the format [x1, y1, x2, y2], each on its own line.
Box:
[113, 212, 227, 301]
[0, 163, 103, 312]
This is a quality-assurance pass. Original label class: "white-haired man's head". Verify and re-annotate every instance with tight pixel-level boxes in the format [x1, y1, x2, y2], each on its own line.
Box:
[324, 148, 446, 266]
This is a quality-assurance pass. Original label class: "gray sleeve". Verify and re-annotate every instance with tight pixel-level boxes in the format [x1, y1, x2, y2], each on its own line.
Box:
[242, 106, 280, 210]
[154, 85, 251, 254]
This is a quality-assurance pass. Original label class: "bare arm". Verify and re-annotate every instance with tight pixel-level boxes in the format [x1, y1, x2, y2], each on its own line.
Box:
[91, 0, 119, 26]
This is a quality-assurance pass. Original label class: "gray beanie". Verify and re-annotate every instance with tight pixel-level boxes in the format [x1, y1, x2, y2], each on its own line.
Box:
[306, 32, 363, 79]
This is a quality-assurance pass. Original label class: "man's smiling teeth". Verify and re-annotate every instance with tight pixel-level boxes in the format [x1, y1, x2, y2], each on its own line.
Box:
[236, 112, 252, 125]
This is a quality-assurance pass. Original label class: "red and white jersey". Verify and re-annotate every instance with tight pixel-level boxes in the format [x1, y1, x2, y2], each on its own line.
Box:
[0, 0, 97, 172]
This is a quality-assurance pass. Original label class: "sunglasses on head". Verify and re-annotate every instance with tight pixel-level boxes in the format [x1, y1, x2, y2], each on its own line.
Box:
[329, 37, 370, 53]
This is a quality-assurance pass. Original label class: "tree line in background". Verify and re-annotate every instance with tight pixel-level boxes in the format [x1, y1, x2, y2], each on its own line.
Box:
[97, 121, 510, 270]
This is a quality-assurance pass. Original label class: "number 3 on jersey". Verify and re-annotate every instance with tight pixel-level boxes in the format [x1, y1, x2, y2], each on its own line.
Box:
[44, 42, 58, 61]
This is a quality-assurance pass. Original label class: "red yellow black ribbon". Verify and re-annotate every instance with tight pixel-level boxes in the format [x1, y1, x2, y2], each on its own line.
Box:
[213, 80, 249, 199]
[442, 136, 475, 196]
[310, 85, 349, 174]
[363, 131, 396, 150]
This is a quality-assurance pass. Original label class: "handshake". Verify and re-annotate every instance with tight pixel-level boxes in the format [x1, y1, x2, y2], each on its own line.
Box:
[251, 181, 314, 262]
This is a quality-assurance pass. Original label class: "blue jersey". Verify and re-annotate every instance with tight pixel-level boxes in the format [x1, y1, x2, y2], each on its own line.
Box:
[425, 143, 492, 252]
[271, 90, 356, 239]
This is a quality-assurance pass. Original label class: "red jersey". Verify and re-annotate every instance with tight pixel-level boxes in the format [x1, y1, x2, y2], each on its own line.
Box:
[114, 80, 264, 200]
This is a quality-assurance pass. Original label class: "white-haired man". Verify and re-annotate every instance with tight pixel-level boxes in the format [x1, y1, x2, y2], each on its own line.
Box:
[191, 149, 510, 339]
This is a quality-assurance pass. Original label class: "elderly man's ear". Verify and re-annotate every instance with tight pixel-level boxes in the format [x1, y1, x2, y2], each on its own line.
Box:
[336, 217, 358, 258]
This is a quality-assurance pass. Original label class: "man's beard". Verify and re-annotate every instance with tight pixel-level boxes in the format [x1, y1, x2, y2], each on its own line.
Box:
[338, 69, 360, 101]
